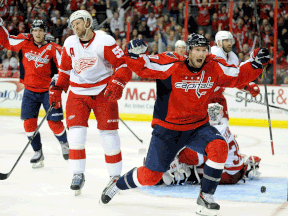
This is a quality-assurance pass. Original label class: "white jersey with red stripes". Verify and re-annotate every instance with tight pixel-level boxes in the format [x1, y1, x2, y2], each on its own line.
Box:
[58, 31, 127, 95]
[213, 123, 244, 175]
[211, 46, 240, 66]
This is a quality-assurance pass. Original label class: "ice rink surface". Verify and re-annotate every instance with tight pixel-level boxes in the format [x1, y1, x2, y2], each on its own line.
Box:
[0, 115, 287, 216]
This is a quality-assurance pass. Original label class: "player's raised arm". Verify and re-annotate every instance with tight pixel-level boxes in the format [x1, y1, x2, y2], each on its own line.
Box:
[214, 48, 270, 88]
[0, 18, 29, 52]
[125, 39, 180, 79]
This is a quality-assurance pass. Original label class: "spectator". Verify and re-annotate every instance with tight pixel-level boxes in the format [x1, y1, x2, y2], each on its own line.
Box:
[112, 28, 124, 41]
[147, 12, 157, 32]
[2, 50, 18, 71]
[218, 5, 229, 31]
[166, 44, 173, 51]
[195, 0, 214, 36]
[174, 40, 186, 56]
[138, 17, 151, 39]
[51, 18, 66, 44]
[238, 52, 245, 63]
[106, 0, 125, 37]
[150, 44, 158, 55]
[163, 29, 179, 50]
[153, 0, 164, 19]
[148, 32, 166, 54]
[233, 17, 248, 52]
[51, 10, 64, 24]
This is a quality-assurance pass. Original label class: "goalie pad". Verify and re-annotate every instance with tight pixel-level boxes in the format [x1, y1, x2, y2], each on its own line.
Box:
[162, 157, 194, 186]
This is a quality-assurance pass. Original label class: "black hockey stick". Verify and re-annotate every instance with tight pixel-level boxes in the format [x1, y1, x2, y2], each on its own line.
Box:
[223, 92, 288, 112]
[0, 104, 54, 180]
[254, 0, 274, 155]
[119, 117, 143, 143]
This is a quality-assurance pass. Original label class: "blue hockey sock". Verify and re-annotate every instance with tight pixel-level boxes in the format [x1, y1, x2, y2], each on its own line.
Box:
[55, 129, 68, 143]
[29, 132, 42, 151]
[201, 160, 224, 194]
[116, 168, 140, 190]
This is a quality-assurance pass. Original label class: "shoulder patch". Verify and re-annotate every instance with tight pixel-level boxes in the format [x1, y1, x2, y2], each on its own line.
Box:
[165, 52, 178, 59]
[148, 55, 159, 59]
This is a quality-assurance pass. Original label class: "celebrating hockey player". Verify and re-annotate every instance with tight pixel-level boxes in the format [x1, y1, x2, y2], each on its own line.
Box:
[49, 10, 132, 196]
[210, 30, 261, 127]
[161, 103, 262, 186]
[0, 18, 69, 168]
[100, 34, 270, 216]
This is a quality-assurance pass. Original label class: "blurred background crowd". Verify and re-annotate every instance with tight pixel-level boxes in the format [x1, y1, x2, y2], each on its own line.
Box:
[0, 0, 288, 84]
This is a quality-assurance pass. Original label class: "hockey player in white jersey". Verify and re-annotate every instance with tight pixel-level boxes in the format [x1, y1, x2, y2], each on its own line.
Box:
[210, 30, 261, 127]
[49, 10, 132, 195]
[161, 103, 262, 186]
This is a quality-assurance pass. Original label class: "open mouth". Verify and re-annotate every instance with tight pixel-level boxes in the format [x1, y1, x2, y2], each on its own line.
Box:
[197, 59, 202, 63]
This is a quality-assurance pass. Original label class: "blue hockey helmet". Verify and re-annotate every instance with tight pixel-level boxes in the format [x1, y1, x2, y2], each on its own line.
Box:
[186, 33, 210, 53]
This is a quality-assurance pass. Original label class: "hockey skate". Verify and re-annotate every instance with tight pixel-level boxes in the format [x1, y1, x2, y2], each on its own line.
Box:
[60, 141, 69, 160]
[30, 149, 44, 168]
[100, 175, 120, 204]
[70, 173, 85, 196]
[196, 192, 220, 216]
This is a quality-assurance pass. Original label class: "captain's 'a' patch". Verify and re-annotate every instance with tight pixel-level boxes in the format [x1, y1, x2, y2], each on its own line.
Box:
[165, 52, 178, 59]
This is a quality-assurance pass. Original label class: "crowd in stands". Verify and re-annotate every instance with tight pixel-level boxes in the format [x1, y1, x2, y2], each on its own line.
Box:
[0, 0, 288, 84]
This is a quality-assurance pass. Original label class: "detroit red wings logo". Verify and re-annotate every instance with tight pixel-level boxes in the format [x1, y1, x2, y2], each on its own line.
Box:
[74, 57, 98, 74]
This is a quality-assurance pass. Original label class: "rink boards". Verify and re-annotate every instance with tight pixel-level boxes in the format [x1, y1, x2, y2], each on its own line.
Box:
[0, 78, 288, 128]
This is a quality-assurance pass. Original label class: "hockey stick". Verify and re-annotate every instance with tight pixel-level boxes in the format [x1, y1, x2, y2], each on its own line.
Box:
[0, 104, 54, 180]
[223, 92, 288, 112]
[254, 0, 274, 155]
[119, 117, 143, 143]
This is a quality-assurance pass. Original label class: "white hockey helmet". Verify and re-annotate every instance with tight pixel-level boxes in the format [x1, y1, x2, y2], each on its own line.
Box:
[215, 31, 235, 47]
[69, 10, 93, 31]
[175, 40, 186, 48]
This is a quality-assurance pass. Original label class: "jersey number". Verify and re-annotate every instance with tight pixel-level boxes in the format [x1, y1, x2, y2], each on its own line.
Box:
[228, 140, 241, 165]
[112, 46, 124, 58]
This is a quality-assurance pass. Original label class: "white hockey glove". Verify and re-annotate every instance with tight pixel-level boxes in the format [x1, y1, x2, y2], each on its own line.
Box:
[207, 103, 224, 125]
[0, 18, 3, 26]
[162, 157, 192, 186]
[127, 39, 148, 59]
[242, 155, 262, 180]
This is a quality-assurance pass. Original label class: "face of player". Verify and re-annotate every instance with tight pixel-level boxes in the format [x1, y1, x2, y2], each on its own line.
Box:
[221, 39, 233, 53]
[188, 46, 207, 68]
[72, 19, 88, 39]
[32, 29, 46, 44]
[175, 46, 186, 56]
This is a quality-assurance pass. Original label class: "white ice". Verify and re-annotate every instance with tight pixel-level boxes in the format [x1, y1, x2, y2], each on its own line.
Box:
[0, 115, 287, 216]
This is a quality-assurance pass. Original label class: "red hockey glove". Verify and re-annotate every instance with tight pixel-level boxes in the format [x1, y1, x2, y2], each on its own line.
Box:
[49, 86, 62, 109]
[244, 82, 260, 97]
[104, 77, 126, 101]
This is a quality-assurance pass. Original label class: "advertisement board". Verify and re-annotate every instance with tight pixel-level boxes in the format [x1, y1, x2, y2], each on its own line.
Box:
[1, 78, 287, 128]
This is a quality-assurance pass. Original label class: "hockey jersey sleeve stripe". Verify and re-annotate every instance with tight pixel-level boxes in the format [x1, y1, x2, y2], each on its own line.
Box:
[56, 48, 61, 66]
[224, 163, 244, 171]
[70, 76, 111, 88]
[1, 26, 25, 45]
[115, 64, 127, 72]
[59, 69, 70, 75]
[217, 62, 239, 77]
[206, 159, 225, 170]
[143, 55, 175, 72]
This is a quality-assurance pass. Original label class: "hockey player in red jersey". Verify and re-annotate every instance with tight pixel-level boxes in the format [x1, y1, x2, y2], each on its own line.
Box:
[100, 34, 270, 216]
[161, 103, 262, 186]
[49, 10, 132, 196]
[0, 19, 69, 168]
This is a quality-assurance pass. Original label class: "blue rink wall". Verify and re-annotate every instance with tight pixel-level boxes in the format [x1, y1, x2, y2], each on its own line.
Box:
[139, 177, 287, 204]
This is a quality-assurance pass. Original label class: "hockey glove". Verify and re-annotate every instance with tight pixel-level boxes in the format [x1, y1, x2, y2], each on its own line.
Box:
[251, 48, 270, 69]
[104, 77, 126, 101]
[49, 74, 62, 109]
[244, 82, 260, 97]
[127, 39, 148, 59]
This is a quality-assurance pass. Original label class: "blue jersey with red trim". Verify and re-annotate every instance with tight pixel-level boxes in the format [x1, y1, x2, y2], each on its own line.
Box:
[0, 26, 62, 93]
[124, 52, 262, 131]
